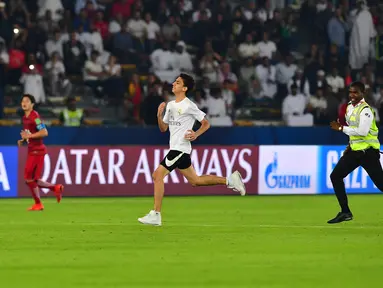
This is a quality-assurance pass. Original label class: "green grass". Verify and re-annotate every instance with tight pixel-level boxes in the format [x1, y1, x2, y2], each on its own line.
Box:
[0, 195, 383, 288]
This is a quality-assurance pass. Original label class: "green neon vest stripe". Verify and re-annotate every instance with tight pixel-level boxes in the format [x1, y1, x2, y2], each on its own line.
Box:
[345, 102, 380, 151]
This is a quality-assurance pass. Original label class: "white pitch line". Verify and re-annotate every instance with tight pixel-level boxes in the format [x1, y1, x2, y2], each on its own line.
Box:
[0, 222, 382, 230]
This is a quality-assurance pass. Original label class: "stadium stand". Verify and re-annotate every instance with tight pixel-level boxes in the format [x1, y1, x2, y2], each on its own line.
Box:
[0, 0, 382, 127]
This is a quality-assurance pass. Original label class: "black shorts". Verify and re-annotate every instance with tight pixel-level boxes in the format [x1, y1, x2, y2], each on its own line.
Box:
[160, 150, 191, 172]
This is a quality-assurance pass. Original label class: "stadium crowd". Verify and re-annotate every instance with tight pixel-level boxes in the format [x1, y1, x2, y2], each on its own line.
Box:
[0, 0, 382, 127]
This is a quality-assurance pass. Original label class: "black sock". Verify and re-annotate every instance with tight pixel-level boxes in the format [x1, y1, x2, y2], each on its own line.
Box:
[331, 177, 351, 213]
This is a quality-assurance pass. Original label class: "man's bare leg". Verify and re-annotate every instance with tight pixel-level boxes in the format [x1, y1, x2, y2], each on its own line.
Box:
[152, 165, 170, 212]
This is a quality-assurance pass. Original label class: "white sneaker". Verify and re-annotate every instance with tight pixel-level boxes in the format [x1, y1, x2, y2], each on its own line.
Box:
[228, 171, 246, 196]
[138, 210, 162, 226]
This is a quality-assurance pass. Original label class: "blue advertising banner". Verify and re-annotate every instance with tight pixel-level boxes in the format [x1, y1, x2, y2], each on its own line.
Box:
[0, 147, 18, 198]
[318, 146, 382, 194]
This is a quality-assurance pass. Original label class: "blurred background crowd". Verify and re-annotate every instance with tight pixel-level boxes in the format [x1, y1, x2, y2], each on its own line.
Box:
[0, 0, 382, 127]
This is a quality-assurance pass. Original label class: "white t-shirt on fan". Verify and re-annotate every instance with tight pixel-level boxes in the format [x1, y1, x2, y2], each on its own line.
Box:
[163, 97, 206, 154]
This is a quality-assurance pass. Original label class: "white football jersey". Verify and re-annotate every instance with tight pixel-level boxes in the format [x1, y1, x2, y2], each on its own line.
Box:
[163, 97, 206, 154]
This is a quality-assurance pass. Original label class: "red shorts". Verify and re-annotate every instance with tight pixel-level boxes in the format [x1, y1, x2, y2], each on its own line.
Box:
[24, 154, 45, 180]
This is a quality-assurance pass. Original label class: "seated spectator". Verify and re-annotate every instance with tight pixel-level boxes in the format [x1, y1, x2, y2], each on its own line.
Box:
[150, 42, 178, 83]
[45, 52, 71, 97]
[75, 0, 99, 15]
[63, 32, 87, 75]
[326, 67, 344, 94]
[45, 29, 64, 58]
[112, 24, 135, 64]
[37, 0, 63, 22]
[206, 87, 233, 126]
[307, 87, 328, 125]
[128, 73, 143, 120]
[110, 0, 134, 19]
[22, 54, 43, 75]
[9, 0, 30, 28]
[193, 89, 207, 113]
[83, 50, 104, 105]
[143, 13, 160, 53]
[313, 70, 328, 95]
[109, 13, 123, 34]
[288, 68, 310, 97]
[93, 10, 108, 40]
[222, 79, 235, 115]
[174, 41, 193, 74]
[8, 38, 26, 86]
[192, 1, 212, 23]
[282, 84, 314, 127]
[276, 54, 297, 101]
[255, 31, 277, 59]
[238, 33, 259, 60]
[140, 84, 164, 126]
[84, 0, 97, 21]
[59, 96, 85, 127]
[38, 10, 58, 37]
[127, 11, 146, 40]
[20, 64, 46, 104]
[255, 56, 277, 99]
[240, 57, 256, 83]
[78, 23, 103, 58]
[73, 8, 90, 32]
[103, 55, 124, 105]
[218, 62, 238, 89]
[161, 15, 180, 43]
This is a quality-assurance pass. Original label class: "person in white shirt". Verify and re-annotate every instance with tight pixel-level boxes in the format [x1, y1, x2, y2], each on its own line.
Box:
[199, 53, 219, 83]
[206, 87, 233, 126]
[45, 51, 71, 97]
[37, 0, 63, 22]
[255, 31, 277, 59]
[255, 56, 277, 99]
[288, 68, 311, 97]
[238, 33, 259, 59]
[127, 11, 146, 39]
[326, 67, 345, 94]
[222, 79, 235, 115]
[143, 12, 160, 52]
[20, 66, 46, 104]
[150, 42, 179, 83]
[45, 30, 65, 58]
[307, 86, 328, 124]
[174, 41, 193, 73]
[282, 83, 314, 126]
[109, 13, 123, 34]
[77, 23, 103, 58]
[275, 54, 297, 100]
[84, 50, 104, 104]
[192, 1, 212, 22]
[218, 62, 238, 85]
[138, 73, 246, 226]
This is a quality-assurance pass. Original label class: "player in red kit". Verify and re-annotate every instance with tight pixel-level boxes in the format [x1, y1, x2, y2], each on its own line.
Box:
[19, 94, 63, 211]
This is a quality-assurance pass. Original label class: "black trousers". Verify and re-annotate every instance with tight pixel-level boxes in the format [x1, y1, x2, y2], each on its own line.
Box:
[330, 148, 383, 212]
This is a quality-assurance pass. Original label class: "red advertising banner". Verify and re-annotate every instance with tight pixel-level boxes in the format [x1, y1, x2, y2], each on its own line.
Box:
[18, 146, 258, 197]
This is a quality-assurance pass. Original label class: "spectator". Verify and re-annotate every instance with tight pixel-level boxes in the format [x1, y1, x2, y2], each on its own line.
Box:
[83, 50, 104, 105]
[150, 42, 178, 83]
[73, 8, 90, 32]
[275, 54, 297, 101]
[112, 24, 134, 64]
[84, 0, 97, 21]
[238, 33, 259, 60]
[376, 87, 383, 121]
[240, 57, 256, 83]
[37, 0, 63, 22]
[75, 0, 99, 15]
[161, 15, 180, 43]
[8, 38, 26, 86]
[38, 10, 58, 37]
[349, 0, 376, 72]
[199, 53, 219, 83]
[59, 96, 85, 126]
[230, 8, 246, 44]
[140, 83, 164, 126]
[193, 89, 207, 113]
[222, 79, 235, 115]
[9, 0, 30, 28]
[282, 84, 314, 127]
[128, 73, 143, 120]
[192, 1, 212, 23]
[20, 64, 46, 104]
[109, 13, 123, 34]
[326, 67, 345, 94]
[288, 68, 310, 98]
[327, 7, 349, 57]
[174, 41, 193, 74]
[22, 54, 43, 75]
[307, 87, 328, 125]
[0, 40, 8, 119]
[103, 55, 124, 105]
[63, 32, 87, 75]
[255, 31, 277, 59]
[218, 62, 238, 88]
[156, 1, 171, 25]
[110, 0, 134, 19]
[206, 87, 232, 126]
[0, 5, 12, 44]
[93, 10, 108, 40]
[143, 12, 160, 53]
[45, 51, 71, 97]
[255, 56, 277, 99]
[46, 29, 64, 58]
[311, 69, 328, 96]
[374, 23, 383, 77]
[127, 11, 146, 40]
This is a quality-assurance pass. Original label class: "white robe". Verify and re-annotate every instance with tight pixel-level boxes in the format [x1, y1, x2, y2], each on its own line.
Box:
[349, 8, 376, 70]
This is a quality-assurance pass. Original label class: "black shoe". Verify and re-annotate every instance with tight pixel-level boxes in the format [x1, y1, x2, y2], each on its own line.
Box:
[327, 212, 353, 224]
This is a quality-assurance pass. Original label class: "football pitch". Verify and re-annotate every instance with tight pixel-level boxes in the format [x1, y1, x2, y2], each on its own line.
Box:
[1, 195, 382, 288]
